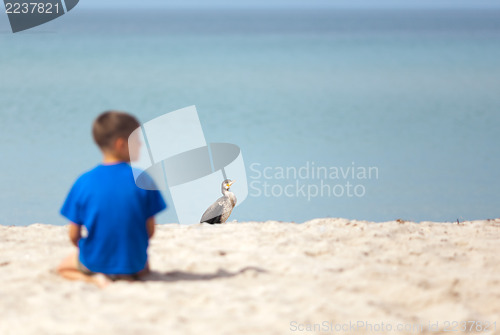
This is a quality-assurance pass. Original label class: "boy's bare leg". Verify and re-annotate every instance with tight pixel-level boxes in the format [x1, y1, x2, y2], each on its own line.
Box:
[57, 252, 109, 288]
[137, 261, 150, 277]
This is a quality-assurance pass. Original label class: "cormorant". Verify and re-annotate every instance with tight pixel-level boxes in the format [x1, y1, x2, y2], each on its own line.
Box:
[200, 179, 237, 224]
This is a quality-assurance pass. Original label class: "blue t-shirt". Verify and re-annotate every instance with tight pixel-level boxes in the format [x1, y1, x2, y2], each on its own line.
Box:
[60, 162, 166, 275]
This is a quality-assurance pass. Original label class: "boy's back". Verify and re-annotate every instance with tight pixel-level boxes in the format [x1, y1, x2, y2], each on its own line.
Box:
[57, 111, 166, 286]
[61, 162, 165, 275]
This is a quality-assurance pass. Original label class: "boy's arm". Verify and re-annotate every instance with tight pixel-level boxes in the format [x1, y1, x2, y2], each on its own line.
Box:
[146, 217, 155, 239]
[68, 223, 81, 247]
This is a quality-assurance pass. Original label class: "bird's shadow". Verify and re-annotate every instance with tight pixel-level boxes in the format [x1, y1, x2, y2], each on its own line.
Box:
[141, 266, 268, 282]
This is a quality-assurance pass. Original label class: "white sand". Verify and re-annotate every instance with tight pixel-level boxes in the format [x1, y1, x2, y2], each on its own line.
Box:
[0, 219, 499, 335]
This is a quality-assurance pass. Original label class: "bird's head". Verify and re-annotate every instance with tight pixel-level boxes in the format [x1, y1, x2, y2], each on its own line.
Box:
[222, 179, 235, 192]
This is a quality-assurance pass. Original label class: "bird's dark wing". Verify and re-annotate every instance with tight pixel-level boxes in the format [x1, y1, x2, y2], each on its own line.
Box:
[200, 198, 225, 224]
[203, 214, 223, 224]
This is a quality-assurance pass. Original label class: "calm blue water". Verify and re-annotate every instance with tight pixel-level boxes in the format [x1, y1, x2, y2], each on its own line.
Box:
[0, 9, 499, 225]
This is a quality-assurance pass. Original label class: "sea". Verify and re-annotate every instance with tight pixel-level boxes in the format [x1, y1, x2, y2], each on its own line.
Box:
[0, 8, 499, 225]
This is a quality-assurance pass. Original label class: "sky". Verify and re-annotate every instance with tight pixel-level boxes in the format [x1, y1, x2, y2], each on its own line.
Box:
[80, 0, 500, 9]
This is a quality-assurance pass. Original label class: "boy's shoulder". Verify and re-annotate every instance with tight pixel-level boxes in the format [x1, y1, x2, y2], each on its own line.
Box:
[73, 163, 139, 189]
[131, 167, 159, 191]
[74, 164, 104, 182]
[73, 164, 118, 187]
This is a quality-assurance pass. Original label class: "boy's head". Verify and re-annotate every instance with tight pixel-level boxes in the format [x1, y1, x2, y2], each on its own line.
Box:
[92, 111, 140, 162]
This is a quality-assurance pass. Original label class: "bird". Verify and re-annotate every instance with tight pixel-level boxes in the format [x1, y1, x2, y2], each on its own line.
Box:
[200, 179, 237, 224]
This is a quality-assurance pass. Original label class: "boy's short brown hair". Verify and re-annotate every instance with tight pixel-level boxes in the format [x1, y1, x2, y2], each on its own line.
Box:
[92, 111, 140, 150]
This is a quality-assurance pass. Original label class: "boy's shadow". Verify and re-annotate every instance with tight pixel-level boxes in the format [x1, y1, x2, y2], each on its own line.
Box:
[142, 266, 268, 282]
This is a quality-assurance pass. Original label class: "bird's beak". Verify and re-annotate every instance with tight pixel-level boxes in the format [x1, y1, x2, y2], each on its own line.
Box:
[228, 180, 236, 187]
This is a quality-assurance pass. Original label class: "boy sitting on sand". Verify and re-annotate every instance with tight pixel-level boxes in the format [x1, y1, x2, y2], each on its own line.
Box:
[57, 111, 166, 287]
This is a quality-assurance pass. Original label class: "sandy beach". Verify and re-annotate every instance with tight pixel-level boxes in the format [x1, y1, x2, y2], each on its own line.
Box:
[0, 219, 499, 335]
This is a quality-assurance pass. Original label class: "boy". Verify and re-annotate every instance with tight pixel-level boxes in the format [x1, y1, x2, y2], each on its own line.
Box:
[57, 111, 166, 287]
